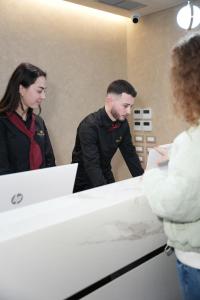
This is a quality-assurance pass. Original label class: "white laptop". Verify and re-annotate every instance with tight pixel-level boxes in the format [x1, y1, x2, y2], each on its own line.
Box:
[0, 163, 78, 212]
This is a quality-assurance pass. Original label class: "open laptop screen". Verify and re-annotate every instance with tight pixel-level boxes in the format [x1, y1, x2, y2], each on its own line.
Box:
[0, 163, 78, 212]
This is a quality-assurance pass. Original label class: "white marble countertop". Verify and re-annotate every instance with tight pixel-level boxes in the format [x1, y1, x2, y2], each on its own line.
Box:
[0, 177, 166, 300]
[0, 177, 146, 242]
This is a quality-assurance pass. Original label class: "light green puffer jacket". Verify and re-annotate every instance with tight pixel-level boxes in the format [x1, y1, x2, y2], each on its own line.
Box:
[143, 125, 200, 252]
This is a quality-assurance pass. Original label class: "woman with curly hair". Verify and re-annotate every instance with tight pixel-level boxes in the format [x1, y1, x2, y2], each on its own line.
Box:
[143, 33, 200, 300]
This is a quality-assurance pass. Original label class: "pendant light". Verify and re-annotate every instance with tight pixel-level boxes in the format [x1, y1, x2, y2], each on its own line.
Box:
[177, 0, 200, 30]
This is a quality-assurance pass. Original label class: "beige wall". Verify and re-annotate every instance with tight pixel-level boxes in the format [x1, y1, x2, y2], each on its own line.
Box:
[0, 0, 128, 178]
[127, 2, 200, 165]
[0, 0, 200, 180]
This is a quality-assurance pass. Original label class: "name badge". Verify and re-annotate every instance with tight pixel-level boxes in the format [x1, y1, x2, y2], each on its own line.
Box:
[37, 130, 45, 136]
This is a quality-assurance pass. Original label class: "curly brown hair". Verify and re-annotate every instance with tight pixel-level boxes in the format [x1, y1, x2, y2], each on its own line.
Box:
[171, 32, 200, 125]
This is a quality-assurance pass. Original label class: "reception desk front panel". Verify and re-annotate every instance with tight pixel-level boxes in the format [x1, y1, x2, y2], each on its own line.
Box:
[0, 177, 180, 300]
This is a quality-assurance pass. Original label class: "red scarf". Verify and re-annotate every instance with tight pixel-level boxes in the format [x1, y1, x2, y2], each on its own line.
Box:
[6, 112, 43, 170]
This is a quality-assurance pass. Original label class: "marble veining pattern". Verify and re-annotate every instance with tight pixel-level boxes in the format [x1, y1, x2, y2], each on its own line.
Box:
[81, 220, 163, 245]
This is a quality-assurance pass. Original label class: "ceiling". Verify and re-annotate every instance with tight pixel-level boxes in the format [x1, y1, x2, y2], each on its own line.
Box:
[65, 0, 188, 17]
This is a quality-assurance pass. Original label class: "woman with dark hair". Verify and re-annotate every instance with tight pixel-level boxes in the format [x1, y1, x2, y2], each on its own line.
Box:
[0, 62, 55, 175]
[143, 33, 200, 300]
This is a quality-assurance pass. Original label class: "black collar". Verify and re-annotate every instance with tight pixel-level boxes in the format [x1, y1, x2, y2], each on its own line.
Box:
[99, 107, 121, 129]
[14, 109, 33, 128]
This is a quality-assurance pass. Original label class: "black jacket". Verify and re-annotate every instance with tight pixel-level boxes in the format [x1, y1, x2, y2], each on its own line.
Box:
[72, 107, 143, 192]
[0, 112, 55, 175]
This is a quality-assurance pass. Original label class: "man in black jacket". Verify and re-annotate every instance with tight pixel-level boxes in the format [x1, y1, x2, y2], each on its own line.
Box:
[72, 79, 143, 192]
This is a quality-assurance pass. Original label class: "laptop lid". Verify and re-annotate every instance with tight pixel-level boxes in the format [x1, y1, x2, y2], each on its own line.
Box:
[0, 163, 78, 212]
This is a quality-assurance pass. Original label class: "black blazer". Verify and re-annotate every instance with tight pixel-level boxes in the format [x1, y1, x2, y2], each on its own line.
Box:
[0, 112, 55, 175]
[72, 107, 143, 192]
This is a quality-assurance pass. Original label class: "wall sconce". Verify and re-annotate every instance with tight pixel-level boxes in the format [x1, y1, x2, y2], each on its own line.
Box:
[177, 0, 200, 30]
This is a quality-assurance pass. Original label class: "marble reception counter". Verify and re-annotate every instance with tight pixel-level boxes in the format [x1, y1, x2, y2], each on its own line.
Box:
[0, 177, 180, 300]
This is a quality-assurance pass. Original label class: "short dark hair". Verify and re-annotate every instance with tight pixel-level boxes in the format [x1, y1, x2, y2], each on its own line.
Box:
[0, 62, 46, 113]
[107, 79, 137, 97]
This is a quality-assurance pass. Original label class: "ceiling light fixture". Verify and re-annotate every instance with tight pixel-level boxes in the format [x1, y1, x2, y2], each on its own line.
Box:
[177, 0, 200, 30]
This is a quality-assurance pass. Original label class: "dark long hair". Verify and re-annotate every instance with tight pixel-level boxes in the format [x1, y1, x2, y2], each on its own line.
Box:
[0, 63, 46, 113]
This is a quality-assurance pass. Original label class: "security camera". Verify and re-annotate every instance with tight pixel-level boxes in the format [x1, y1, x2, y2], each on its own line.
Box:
[131, 13, 141, 24]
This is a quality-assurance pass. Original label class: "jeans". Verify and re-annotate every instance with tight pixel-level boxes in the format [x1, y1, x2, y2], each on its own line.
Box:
[176, 259, 200, 300]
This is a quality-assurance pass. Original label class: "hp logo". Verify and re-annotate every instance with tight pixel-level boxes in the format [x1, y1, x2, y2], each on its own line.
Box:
[11, 193, 23, 205]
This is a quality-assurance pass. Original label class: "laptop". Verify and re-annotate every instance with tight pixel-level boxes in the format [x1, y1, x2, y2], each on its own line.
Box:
[0, 163, 78, 212]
